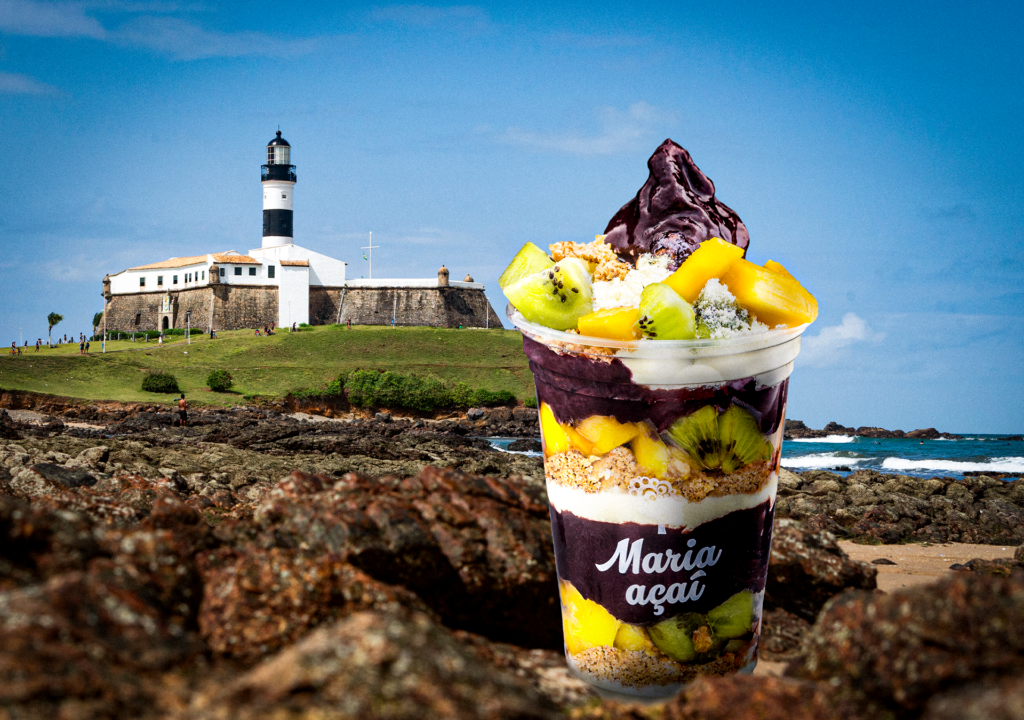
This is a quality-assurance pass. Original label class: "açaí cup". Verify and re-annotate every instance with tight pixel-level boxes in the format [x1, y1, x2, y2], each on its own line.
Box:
[510, 304, 807, 698]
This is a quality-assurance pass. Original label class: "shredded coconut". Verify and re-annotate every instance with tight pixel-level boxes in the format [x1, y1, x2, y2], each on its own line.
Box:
[693, 279, 769, 339]
[592, 254, 672, 311]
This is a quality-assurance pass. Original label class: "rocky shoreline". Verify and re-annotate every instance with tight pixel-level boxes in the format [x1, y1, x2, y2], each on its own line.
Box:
[784, 419, 964, 440]
[2, 398, 1023, 718]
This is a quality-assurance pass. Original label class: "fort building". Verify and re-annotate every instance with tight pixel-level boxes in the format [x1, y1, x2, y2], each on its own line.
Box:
[101, 132, 500, 333]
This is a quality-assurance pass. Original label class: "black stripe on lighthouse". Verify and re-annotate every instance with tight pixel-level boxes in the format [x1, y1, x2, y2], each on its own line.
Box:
[263, 209, 293, 238]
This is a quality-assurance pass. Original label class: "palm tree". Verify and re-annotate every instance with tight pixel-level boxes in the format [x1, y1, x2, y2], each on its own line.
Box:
[92, 312, 104, 334]
[47, 312, 63, 346]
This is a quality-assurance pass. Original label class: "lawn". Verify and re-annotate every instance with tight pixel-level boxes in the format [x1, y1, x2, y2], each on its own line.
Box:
[0, 326, 535, 407]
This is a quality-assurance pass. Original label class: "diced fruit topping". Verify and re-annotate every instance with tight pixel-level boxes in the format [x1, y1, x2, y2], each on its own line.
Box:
[575, 416, 644, 455]
[539, 402, 570, 457]
[498, 242, 554, 289]
[563, 424, 597, 456]
[662, 237, 745, 303]
[717, 405, 772, 473]
[635, 283, 695, 340]
[504, 257, 594, 331]
[577, 307, 639, 341]
[665, 404, 771, 474]
[706, 590, 754, 639]
[720, 258, 818, 328]
[648, 612, 703, 662]
[763, 259, 795, 279]
[630, 425, 671, 478]
[560, 580, 621, 656]
[613, 623, 660, 655]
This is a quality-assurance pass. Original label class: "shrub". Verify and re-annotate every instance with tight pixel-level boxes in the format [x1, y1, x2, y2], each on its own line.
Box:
[141, 372, 180, 394]
[524, 396, 537, 409]
[207, 369, 233, 392]
[345, 370, 450, 412]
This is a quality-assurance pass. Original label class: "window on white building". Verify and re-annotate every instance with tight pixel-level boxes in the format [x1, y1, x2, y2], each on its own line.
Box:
[140, 277, 146, 287]
[173, 275, 178, 284]
[157, 276, 163, 286]
[219, 268, 225, 277]
[249, 267, 256, 276]
[234, 267, 242, 276]
[268, 265, 275, 279]
[202, 271, 205, 280]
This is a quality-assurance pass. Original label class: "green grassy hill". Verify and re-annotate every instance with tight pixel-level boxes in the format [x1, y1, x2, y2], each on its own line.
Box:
[0, 326, 534, 406]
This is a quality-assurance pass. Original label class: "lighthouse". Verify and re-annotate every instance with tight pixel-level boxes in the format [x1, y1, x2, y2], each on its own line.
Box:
[261, 130, 296, 248]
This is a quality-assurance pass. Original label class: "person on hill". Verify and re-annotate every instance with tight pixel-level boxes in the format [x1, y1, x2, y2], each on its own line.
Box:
[10, 342, 15, 356]
[35, 339, 40, 352]
[79, 340, 84, 354]
[177, 394, 187, 431]
[255, 328, 261, 337]
[85, 340, 90, 354]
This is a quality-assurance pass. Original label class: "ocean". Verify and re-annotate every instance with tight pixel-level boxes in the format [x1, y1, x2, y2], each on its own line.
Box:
[780, 434, 1023, 480]
[488, 434, 1024, 480]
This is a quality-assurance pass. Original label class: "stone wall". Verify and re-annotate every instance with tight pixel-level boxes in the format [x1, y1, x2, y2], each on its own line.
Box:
[103, 285, 498, 332]
[101, 291, 166, 332]
[104, 286, 278, 332]
[211, 285, 278, 331]
[336, 287, 501, 328]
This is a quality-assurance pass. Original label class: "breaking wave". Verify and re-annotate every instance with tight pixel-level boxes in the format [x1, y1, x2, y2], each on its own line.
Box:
[788, 435, 856, 444]
[881, 457, 1024, 474]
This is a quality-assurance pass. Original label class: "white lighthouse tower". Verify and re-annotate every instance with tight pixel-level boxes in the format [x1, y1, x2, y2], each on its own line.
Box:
[261, 130, 296, 248]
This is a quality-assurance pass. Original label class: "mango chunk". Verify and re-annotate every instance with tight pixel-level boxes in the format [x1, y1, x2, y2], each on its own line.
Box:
[763, 259, 795, 279]
[720, 259, 818, 328]
[663, 238, 745, 303]
[630, 426, 671, 478]
[563, 424, 597, 456]
[614, 623, 660, 655]
[577, 307, 640, 341]
[539, 402, 570, 457]
[576, 415, 644, 455]
[561, 580, 621, 656]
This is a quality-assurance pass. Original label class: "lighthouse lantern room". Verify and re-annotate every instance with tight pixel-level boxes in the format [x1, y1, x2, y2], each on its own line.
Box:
[261, 130, 297, 248]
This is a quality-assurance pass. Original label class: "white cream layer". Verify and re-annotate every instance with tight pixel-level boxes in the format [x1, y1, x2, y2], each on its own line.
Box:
[546, 473, 777, 530]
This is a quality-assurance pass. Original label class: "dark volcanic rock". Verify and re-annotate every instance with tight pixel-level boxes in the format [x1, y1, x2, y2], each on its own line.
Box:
[922, 674, 1024, 720]
[31, 461, 96, 488]
[775, 469, 1024, 545]
[252, 468, 560, 648]
[759, 607, 812, 660]
[197, 546, 430, 663]
[765, 519, 877, 621]
[602, 139, 749, 268]
[507, 438, 542, 452]
[789, 572, 1024, 716]
[188, 609, 557, 720]
[0, 409, 21, 439]
[664, 674, 861, 720]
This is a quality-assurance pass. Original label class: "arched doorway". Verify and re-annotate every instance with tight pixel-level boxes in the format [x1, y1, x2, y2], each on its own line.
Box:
[162, 317, 169, 330]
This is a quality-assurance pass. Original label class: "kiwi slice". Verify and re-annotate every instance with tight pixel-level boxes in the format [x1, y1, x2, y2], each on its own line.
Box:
[503, 257, 593, 331]
[665, 405, 721, 470]
[666, 404, 771, 474]
[634, 283, 696, 340]
[648, 612, 704, 662]
[706, 590, 754, 639]
[717, 405, 773, 473]
[499, 242, 554, 289]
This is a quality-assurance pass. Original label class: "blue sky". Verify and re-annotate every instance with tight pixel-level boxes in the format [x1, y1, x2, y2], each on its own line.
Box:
[1, 1, 1021, 432]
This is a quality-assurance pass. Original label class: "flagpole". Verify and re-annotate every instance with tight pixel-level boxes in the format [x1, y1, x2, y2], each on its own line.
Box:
[361, 232, 380, 279]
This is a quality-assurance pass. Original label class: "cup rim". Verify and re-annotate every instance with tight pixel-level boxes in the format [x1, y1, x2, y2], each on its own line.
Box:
[507, 303, 810, 353]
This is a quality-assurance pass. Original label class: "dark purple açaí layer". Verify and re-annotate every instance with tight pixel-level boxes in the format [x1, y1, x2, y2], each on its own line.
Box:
[523, 334, 788, 436]
[551, 501, 774, 626]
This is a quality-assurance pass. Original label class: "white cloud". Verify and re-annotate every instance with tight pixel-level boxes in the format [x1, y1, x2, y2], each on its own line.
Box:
[0, 0, 107, 37]
[0, 1, 322, 60]
[501, 102, 671, 157]
[798, 312, 884, 368]
[367, 4, 490, 31]
[0, 71, 57, 94]
[115, 16, 322, 60]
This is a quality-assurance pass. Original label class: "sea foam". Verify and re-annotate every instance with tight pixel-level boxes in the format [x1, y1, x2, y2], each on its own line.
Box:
[781, 453, 866, 469]
[881, 456, 1024, 474]
[788, 435, 856, 444]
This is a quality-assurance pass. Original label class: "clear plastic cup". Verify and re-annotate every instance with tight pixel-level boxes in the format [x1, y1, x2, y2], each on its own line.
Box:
[509, 305, 807, 698]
